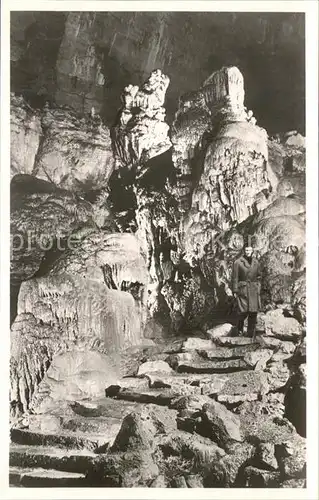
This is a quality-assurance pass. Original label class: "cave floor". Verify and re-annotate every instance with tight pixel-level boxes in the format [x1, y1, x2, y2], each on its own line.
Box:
[9, 329, 305, 488]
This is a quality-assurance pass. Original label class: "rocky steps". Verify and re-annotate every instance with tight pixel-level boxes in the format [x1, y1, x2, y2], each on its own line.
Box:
[10, 326, 306, 488]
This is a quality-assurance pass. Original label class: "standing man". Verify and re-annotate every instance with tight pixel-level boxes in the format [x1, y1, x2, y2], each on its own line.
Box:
[232, 237, 262, 338]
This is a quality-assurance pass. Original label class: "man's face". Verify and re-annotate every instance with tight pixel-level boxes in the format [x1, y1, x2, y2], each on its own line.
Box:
[244, 246, 253, 257]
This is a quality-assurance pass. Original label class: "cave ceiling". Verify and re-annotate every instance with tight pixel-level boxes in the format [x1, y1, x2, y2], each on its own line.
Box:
[11, 11, 305, 136]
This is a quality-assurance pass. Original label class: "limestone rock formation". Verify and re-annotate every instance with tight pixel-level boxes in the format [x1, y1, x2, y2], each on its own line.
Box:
[104, 65, 306, 333]
[164, 68, 306, 319]
[199, 194, 305, 314]
[9, 56, 306, 489]
[169, 67, 270, 224]
[113, 69, 172, 169]
[268, 133, 305, 202]
[34, 107, 115, 193]
[33, 350, 121, 408]
[10, 232, 148, 415]
[10, 174, 94, 296]
[201, 66, 246, 122]
[11, 94, 42, 178]
[10, 94, 115, 193]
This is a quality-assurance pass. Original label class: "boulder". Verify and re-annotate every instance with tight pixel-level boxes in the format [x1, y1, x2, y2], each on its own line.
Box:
[236, 400, 298, 445]
[160, 429, 225, 462]
[269, 341, 296, 362]
[281, 478, 306, 488]
[215, 337, 257, 347]
[235, 394, 286, 424]
[204, 442, 255, 487]
[256, 336, 293, 350]
[276, 433, 306, 479]
[243, 349, 273, 370]
[35, 350, 121, 404]
[87, 449, 159, 487]
[28, 414, 62, 434]
[199, 399, 243, 448]
[105, 384, 180, 407]
[145, 374, 201, 396]
[262, 309, 303, 340]
[186, 474, 204, 488]
[171, 476, 188, 488]
[167, 351, 250, 374]
[265, 361, 291, 391]
[169, 394, 213, 414]
[182, 337, 214, 351]
[108, 378, 150, 393]
[203, 371, 269, 405]
[150, 474, 167, 487]
[254, 442, 278, 471]
[137, 360, 173, 376]
[111, 407, 168, 453]
[206, 323, 234, 339]
[158, 430, 225, 484]
[198, 343, 262, 360]
[242, 466, 281, 487]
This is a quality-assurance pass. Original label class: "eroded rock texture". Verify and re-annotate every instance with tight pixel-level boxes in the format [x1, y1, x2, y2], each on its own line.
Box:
[10, 331, 306, 488]
[113, 69, 171, 169]
[10, 58, 306, 489]
[116, 67, 306, 327]
[11, 95, 42, 178]
[11, 94, 115, 193]
[11, 232, 148, 414]
[168, 67, 268, 217]
[11, 175, 94, 284]
[34, 107, 114, 193]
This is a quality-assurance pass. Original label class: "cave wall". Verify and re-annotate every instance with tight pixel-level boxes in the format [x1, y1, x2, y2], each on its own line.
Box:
[11, 12, 305, 133]
[9, 13, 306, 418]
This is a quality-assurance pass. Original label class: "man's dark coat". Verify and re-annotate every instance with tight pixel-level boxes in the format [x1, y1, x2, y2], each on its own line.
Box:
[232, 255, 261, 313]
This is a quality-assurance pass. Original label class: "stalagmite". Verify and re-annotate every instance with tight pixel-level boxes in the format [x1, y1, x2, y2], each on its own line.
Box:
[113, 69, 172, 168]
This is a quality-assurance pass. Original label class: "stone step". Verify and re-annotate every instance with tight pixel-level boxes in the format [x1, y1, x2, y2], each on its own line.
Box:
[23, 398, 146, 447]
[9, 466, 86, 487]
[214, 337, 258, 347]
[105, 385, 180, 406]
[10, 443, 97, 474]
[11, 428, 105, 452]
[176, 358, 251, 374]
[138, 370, 268, 405]
[197, 344, 263, 360]
[60, 415, 122, 447]
[67, 397, 144, 419]
[167, 351, 253, 374]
